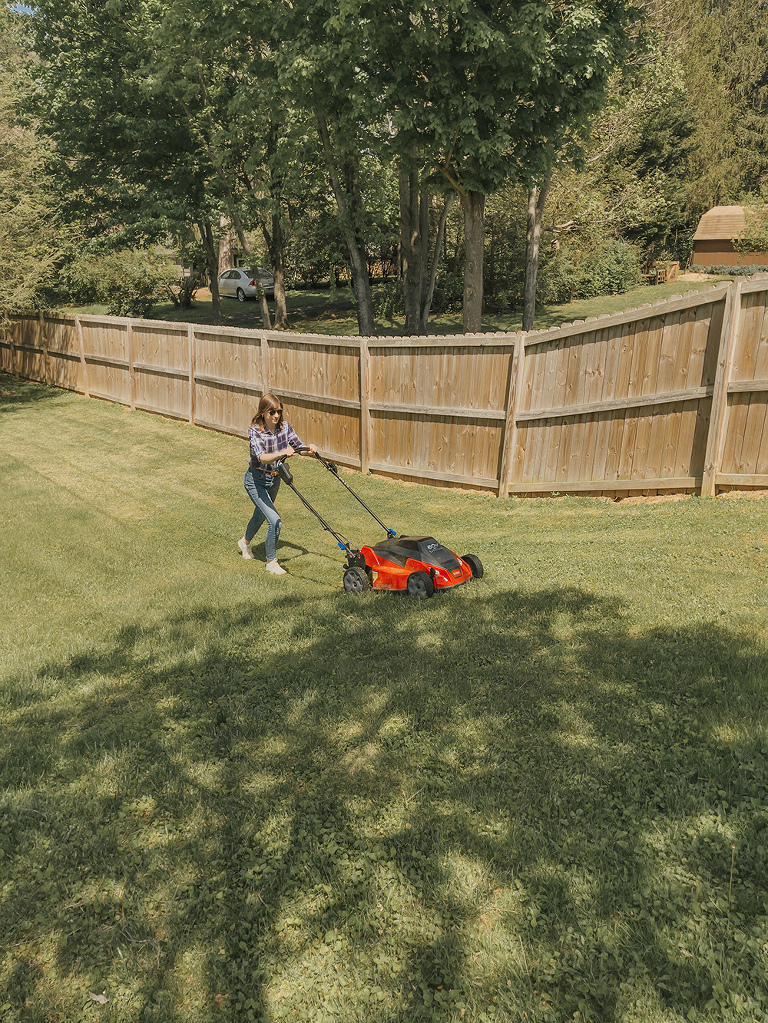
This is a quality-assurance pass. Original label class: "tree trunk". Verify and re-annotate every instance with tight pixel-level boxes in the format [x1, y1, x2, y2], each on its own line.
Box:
[258, 291, 272, 329]
[261, 213, 288, 329]
[228, 218, 271, 328]
[317, 114, 375, 336]
[399, 163, 422, 334]
[420, 193, 455, 331]
[271, 213, 288, 329]
[523, 173, 552, 332]
[460, 190, 485, 334]
[218, 216, 237, 270]
[199, 219, 221, 325]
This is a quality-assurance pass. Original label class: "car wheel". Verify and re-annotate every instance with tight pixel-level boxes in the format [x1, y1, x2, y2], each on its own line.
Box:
[407, 570, 434, 598]
[343, 566, 370, 594]
[236, 287, 246, 302]
[461, 554, 483, 579]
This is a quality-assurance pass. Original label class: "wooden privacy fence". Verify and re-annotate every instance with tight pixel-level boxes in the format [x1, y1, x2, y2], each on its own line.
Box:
[3, 275, 768, 498]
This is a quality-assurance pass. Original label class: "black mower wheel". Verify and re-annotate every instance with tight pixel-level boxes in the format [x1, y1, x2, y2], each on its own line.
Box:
[407, 570, 435, 598]
[343, 566, 370, 594]
[462, 554, 484, 579]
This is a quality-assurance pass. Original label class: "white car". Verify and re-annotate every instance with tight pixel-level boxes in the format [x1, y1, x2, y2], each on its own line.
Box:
[218, 266, 275, 301]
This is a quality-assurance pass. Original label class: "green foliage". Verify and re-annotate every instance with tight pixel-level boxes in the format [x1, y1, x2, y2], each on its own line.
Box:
[14, 0, 768, 333]
[691, 264, 768, 277]
[0, 10, 68, 313]
[539, 240, 643, 304]
[60, 251, 177, 318]
[733, 195, 768, 257]
[430, 271, 465, 315]
[674, 0, 768, 209]
[372, 279, 404, 319]
[373, 271, 462, 321]
[166, 272, 204, 310]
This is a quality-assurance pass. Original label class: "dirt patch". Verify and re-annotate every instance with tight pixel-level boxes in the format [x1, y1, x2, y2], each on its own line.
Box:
[616, 493, 693, 505]
[717, 488, 768, 500]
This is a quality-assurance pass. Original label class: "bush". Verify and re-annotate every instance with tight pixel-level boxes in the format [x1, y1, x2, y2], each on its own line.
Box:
[430, 271, 464, 315]
[690, 264, 768, 277]
[372, 272, 465, 320]
[539, 240, 643, 304]
[166, 272, 204, 310]
[372, 279, 403, 319]
[57, 251, 176, 317]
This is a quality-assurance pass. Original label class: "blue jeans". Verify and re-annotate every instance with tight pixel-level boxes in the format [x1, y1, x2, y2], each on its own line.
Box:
[243, 468, 282, 561]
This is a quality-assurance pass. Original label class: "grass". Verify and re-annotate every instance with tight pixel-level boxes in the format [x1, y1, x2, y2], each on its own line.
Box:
[63, 276, 727, 336]
[2, 371, 768, 1023]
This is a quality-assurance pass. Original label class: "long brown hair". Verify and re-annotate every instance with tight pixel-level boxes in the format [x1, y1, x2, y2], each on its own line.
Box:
[252, 392, 284, 429]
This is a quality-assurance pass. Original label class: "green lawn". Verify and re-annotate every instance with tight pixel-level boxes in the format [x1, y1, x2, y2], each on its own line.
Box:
[64, 276, 727, 336]
[2, 372, 767, 1023]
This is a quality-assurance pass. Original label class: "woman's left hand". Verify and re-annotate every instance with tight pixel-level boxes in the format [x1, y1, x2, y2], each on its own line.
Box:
[302, 444, 318, 455]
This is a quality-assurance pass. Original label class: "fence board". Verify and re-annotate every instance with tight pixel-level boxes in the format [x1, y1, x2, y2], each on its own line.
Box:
[703, 281, 745, 495]
[6, 278, 768, 497]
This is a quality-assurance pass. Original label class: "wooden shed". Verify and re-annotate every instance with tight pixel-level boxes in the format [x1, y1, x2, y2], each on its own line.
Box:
[692, 205, 768, 267]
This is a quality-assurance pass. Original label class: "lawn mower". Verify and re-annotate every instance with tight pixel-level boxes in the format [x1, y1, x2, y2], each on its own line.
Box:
[277, 451, 483, 597]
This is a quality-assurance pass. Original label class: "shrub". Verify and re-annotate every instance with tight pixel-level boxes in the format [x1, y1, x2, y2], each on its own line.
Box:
[538, 254, 581, 305]
[58, 251, 176, 317]
[538, 240, 643, 304]
[430, 271, 464, 315]
[690, 264, 768, 277]
[166, 271, 204, 310]
[373, 279, 403, 319]
[372, 271, 464, 320]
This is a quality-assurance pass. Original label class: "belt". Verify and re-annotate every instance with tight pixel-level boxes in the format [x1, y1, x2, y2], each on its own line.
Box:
[250, 461, 278, 479]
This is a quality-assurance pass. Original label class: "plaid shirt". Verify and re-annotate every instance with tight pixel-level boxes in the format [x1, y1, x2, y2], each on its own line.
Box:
[248, 421, 305, 483]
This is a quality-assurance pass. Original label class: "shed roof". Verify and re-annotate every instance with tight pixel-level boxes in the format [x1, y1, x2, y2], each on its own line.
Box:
[693, 205, 750, 242]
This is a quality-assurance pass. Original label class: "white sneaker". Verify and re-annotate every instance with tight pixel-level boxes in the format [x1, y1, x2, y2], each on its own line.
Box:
[265, 560, 287, 576]
[238, 538, 254, 559]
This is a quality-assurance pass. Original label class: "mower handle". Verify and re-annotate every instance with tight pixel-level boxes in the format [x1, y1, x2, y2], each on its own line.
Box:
[281, 447, 397, 540]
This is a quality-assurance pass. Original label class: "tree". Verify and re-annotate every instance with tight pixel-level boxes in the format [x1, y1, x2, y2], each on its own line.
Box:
[273, 0, 390, 335]
[151, 0, 333, 329]
[28, 0, 268, 324]
[362, 0, 638, 332]
[674, 0, 768, 211]
[398, 155, 456, 333]
[0, 8, 64, 312]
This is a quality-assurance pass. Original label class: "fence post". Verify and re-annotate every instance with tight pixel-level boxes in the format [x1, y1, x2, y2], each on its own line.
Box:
[39, 311, 50, 386]
[188, 324, 196, 425]
[497, 333, 527, 497]
[701, 279, 743, 497]
[10, 318, 18, 376]
[127, 321, 136, 410]
[75, 315, 90, 397]
[359, 339, 371, 474]
[260, 332, 269, 396]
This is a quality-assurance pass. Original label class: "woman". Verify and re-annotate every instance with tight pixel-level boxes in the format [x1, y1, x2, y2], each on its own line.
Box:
[239, 393, 317, 574]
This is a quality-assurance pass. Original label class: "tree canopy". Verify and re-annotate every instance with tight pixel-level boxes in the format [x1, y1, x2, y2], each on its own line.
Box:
[4, 0, 768, 328]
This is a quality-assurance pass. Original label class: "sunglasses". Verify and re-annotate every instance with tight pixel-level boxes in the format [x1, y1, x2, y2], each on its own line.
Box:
[265, 408, 282, 416]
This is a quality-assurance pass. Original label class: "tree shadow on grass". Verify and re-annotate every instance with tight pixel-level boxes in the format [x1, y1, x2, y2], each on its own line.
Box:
[0, 371, 71, 411]
[1, 586, 767, 1021]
